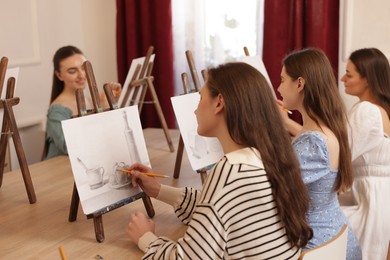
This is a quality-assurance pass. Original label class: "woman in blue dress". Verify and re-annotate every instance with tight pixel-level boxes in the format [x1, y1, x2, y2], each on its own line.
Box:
[277, 48, 362, 259]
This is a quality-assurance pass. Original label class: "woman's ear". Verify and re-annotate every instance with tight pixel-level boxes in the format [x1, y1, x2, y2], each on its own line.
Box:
[297, 77, 305, 93]
[55, 70, 63, 81]
[215, 94, 225, 114]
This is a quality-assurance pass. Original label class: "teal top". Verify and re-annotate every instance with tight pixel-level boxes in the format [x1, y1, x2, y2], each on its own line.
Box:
[45, 104, 72, 159]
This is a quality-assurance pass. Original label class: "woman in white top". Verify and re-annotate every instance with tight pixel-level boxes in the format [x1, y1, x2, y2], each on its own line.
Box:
[340, 47, 390, 260]
[125, 62, 313, 259]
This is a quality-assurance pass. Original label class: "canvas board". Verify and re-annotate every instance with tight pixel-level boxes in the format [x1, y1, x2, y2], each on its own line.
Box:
[62, 106, 150, 215]
[241, 55, 276, 98]
[171, 92, 224, 171]
[118, 54, 156, 107]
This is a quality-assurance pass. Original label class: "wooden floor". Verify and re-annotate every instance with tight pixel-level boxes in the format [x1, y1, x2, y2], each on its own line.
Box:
[0, 128, 203, 260]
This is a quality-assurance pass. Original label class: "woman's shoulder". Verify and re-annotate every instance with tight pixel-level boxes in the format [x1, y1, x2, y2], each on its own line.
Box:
[292, 131, 330, 161]
[349, 101, 386, 136]
[48, 104, 72, 118]
[293, 131, 326, 146]
[350, 101, 380, 117]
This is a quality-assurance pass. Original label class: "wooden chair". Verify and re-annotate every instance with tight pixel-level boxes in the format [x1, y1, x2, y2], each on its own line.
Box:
[120, 46, 174, 153]
[173, 50, 209, 184]
[68, 60, 155, 243]
[299, 224, 348, 260]
[0, 56, 36, 204]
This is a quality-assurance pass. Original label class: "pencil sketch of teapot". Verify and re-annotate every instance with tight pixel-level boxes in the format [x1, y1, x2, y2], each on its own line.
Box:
[108, 162, 132, 189]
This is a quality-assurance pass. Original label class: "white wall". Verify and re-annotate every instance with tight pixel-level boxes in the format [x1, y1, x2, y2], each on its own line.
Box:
[339, 0, 390, 111]
[0, 0, 117, 168]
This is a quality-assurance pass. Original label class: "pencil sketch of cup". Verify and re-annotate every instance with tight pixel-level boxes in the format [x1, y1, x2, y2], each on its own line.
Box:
[188, 130, 208, 159]
[77, 157, 106, 190]
[86, 166, 105, 190]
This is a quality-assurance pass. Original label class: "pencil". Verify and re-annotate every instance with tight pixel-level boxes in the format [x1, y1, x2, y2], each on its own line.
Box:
[59, 246, 67, 260]
[283, 108, 293, 114]
[119, 169, 169, 178]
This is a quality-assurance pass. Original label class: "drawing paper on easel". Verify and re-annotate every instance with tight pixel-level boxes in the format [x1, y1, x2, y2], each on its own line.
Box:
[171, 92, 224, 171]
[118, 54, 156, 106]
[62, 106, 150, 215]
[240, 55, 276, 98]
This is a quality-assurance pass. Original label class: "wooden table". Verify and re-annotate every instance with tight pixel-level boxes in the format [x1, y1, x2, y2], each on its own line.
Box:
[0, 128, 202, 260]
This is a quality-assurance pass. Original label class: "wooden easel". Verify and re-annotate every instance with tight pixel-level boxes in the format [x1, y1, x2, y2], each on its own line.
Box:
[0, 56, 36, 204]
[68, 61, 155, 243]
[120, 46, 175, 152]
[173, 51, 208, 184]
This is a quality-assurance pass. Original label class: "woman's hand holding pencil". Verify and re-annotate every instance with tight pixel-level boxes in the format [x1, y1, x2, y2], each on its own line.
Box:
[276, 99, 292, 115]
[126, 163, 162, 198]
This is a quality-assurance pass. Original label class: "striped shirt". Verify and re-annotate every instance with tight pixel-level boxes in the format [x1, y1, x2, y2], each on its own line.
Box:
[138, 147, 300, 259]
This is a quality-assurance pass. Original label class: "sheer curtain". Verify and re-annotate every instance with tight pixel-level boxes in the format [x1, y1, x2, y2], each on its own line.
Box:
[172, 0, 264, 94]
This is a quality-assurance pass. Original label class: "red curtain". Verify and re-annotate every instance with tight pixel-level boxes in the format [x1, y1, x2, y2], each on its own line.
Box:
[116, 0, 175, 128]
[263, 0, 339, 123]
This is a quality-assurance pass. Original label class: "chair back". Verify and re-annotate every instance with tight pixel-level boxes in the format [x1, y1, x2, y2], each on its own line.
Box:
[299, 224, 348, 260]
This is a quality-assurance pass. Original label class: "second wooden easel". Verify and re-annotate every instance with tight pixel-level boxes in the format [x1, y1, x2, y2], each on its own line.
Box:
[120, 46, 175, 152]
[173, 50, 208, 184]
[0, 56, 36, 204]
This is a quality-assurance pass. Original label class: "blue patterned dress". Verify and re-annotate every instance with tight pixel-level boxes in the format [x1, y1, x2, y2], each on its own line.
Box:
[292, 132, 362, 260]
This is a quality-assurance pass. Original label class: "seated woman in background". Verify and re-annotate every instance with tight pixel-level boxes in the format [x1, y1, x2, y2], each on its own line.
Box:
[126, 62, 313, 259]
[340, 48, 390, 260]
[277, 48, 362, 259]
[45, 45, 120, 159]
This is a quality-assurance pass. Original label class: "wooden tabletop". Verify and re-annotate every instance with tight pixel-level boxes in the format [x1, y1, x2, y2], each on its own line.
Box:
[0, 128, 202, 260]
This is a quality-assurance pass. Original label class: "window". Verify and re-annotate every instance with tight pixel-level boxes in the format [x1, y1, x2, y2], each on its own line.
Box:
[172, 0, 264, 93]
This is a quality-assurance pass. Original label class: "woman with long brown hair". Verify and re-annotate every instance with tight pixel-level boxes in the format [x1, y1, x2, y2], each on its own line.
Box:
[341, 47, 390, 260]
[277, 48, 361, 259]
[45, 46, 120, 159]
[126, 62, 312, 259]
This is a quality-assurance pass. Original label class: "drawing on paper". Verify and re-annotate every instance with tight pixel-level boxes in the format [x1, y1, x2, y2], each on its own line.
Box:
[62, 106, 150, 215]
[171, 92, 224, 171]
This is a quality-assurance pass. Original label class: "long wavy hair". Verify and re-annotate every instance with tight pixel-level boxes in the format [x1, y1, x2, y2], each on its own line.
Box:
[283, 48, 353, 192]
[349, 48, 390, 118]
[207, 62, 313, 248]
[50, 45, 84, 103]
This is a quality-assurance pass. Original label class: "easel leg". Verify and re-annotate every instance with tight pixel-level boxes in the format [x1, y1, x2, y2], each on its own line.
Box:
[173, 135, 184, 179]
[142, 195, 155, 217]
[146, 78, 175, 152]
[4, 101, 36, 203]
[93, 215, 105, 243]
[69, 182, 80, 222]
[0, 121, 9, 187]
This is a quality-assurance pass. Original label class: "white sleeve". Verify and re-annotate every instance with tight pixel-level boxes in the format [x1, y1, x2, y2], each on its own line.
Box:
[348, 101, 384, 161]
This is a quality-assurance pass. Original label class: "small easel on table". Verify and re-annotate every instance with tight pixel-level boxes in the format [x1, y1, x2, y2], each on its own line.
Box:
[173, 50, 209, 184]
[68, 60, 155, 243]
[0, 56, 36, 204]
[120, 46, 174, 152]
